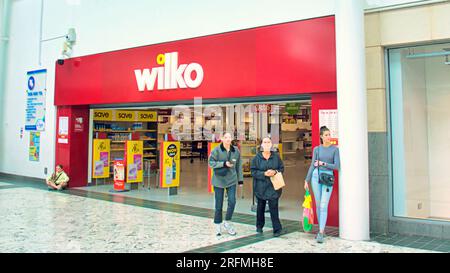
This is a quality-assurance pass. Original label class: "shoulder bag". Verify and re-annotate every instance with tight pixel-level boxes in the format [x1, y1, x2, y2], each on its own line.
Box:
[50, 172, 63, 184]
[317, 146, 335, 187]
[270, 154, 285, 190]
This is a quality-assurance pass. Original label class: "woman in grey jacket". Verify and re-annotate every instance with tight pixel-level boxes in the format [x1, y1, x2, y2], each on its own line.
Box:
[304, 126, 340, 243]
[209, 132, 243, 236]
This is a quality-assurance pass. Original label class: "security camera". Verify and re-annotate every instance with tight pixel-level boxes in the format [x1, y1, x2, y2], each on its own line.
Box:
[66, 28, 76, 43]
[57, 59, 65, 65]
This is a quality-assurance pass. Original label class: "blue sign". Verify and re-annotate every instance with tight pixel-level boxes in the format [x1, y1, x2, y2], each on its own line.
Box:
[25, 69, 47, 131]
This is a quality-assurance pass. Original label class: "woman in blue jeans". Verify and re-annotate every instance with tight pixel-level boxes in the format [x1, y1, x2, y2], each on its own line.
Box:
[304, 126, 340, 243]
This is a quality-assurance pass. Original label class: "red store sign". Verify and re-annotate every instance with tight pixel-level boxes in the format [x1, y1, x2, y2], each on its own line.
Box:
[55, 16, 336, 106]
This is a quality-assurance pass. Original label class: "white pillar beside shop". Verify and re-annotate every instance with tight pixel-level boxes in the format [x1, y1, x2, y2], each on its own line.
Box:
[0, 0, 12, 165]
[335, 0, 370, 241]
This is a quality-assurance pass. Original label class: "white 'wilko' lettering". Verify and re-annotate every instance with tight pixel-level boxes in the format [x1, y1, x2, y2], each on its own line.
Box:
[135, 52, 204, 91]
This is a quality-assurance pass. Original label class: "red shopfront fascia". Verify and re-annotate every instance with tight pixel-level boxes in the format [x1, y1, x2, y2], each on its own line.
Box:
[54, 16, 339, 226]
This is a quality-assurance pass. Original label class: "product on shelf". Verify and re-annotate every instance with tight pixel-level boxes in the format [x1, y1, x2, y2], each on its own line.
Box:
[92, 111, 159, 180]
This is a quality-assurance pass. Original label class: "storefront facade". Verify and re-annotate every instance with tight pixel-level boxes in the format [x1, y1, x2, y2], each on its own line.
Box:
[54, 16, 340, 225]
[3, 0, 450, 240]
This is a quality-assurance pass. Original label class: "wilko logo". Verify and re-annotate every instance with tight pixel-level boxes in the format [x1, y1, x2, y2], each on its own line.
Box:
[74, 117, 83, 132]
[134, 52, 204, 91]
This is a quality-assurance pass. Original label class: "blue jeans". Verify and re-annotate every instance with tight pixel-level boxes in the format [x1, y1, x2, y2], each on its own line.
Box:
[214, 185, 236, 224]
[311, 168, 334, 232]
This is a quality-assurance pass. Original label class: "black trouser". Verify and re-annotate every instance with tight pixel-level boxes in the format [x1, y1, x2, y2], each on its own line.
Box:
[214, 185, 236, 224]
[256, 197, 282, 233]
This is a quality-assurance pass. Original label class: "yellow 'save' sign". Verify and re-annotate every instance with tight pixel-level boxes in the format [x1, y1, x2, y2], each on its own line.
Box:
[93, 110, 113, 121]
[93, 110, 157, 122]
[116, 111, 135, 121]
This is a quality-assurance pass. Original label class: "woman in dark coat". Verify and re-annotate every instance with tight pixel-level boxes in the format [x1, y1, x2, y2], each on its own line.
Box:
[251, 137, 284, 237]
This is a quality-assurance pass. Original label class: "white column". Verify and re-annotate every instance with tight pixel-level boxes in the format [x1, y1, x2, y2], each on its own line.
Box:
[0, 0, 11, 98]
[0, 0, 12, 167]
[335, 0, 370, 241]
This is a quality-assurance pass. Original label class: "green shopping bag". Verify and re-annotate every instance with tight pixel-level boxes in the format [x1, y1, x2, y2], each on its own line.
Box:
[302, 189, 314, 232]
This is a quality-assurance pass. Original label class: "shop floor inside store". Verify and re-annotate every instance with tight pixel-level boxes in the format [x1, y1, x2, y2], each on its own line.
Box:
[80, 155, 310, 222]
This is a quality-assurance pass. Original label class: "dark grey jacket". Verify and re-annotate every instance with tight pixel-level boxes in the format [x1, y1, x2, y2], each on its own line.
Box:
[209, 143, 244, 188]
[251, 151, 284, 200]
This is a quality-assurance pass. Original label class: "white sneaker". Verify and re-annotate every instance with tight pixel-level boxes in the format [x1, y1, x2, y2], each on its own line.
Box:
[223, 221, 236, 236]
[215, 224, 222, 236]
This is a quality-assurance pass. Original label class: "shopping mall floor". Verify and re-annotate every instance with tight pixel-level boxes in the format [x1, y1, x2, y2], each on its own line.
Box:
[1, 168, 450, 253]
[86, 156, 311, 222]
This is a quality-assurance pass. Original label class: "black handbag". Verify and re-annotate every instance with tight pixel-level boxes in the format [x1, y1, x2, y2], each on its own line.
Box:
[317, 146, 335, 187]
[214, 150, 232, 176]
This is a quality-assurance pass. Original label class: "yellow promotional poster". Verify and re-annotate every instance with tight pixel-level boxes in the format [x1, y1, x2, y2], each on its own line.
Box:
[137, 111, 157, 122]
[125, 140, 143, 183]
[277, 143, 283, 160]
[207, 142, 221, 193]
[92, 139, 111, 178]
[93, 110, 113, 121]
[159, 141, 180, 188]
[116, 110, 135, 121]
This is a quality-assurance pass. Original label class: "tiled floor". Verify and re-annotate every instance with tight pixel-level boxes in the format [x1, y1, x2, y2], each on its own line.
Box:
[370, 233, 450, 252]
[223, 232, 439, 253]
[0, 187, 256, 252]
[82, 158, 308, 222]
[0, 173, 449, 253]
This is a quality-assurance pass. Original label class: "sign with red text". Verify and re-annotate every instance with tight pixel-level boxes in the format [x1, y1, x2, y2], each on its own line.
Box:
[57, 116, 69, 144]
[319, 109, 338, 145]
[113, 161, 125, 191]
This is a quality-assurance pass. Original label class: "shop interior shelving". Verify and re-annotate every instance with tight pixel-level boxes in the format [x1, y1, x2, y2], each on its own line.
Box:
[280, 106, 312, 166]
[158, 110, 208, 162]
[93, 120, 159, 180]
